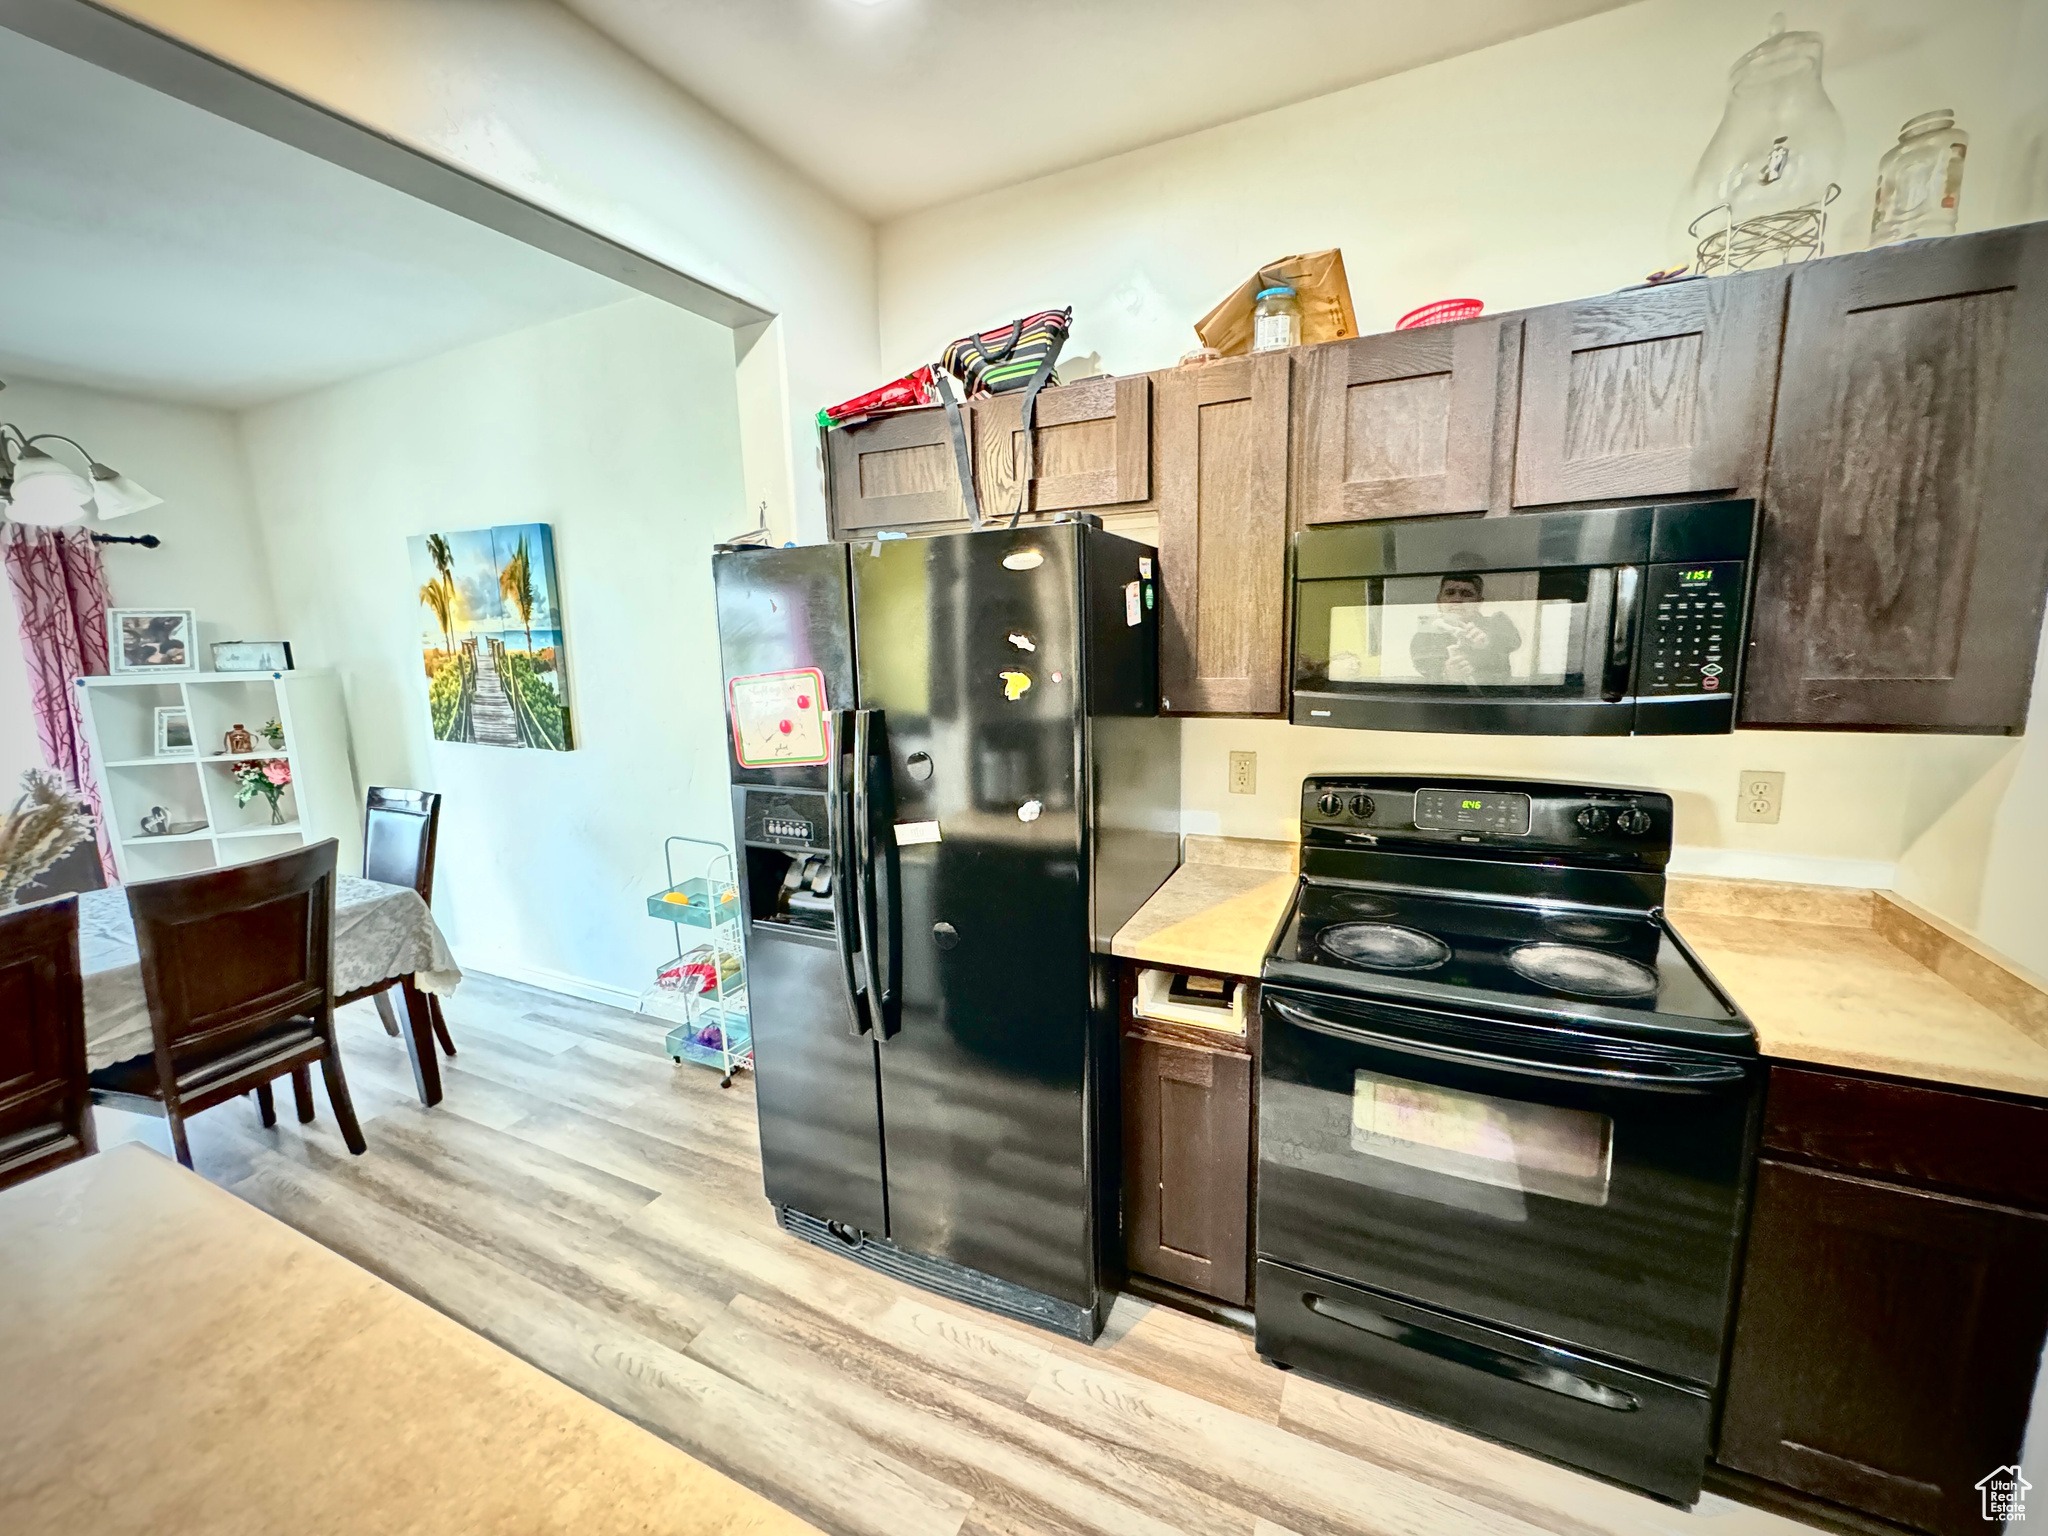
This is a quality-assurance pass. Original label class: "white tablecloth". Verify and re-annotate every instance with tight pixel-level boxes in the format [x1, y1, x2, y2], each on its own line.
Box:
[78, 877, 463, 1070]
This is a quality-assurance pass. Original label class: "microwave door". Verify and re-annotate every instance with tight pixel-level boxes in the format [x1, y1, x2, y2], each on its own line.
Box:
[1293, 565, 1627, 736]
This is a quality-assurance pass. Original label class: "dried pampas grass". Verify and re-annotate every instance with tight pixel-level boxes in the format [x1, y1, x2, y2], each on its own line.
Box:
[0, 769, 93, 909]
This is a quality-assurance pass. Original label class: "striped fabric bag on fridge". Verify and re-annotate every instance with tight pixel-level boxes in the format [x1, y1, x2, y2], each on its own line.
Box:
[931, 307, 1072, 528]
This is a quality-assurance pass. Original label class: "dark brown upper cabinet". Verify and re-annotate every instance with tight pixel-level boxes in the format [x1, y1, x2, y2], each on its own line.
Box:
[1741, 224, 2048, 733]
[972, 374, 1151, 522]
[1293, 318, 1512, 524]
[1156, 354, 1290, 716]
[823, 406, 971, 535]
[1513, 271, 1784, 508]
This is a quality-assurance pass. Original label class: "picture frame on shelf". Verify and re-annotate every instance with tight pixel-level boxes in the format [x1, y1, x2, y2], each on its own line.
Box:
[211, 639, 294, 673]
[152, 706, 195, 758]
[107, 608, 198, 676]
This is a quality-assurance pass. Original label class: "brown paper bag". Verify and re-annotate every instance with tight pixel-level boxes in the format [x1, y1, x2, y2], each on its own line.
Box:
[1195, 250, 1358, 356]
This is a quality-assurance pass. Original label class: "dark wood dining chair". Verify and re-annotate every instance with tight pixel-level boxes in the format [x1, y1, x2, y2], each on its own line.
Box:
[358, 786, 454, 1059]
[0, 896, 97, 1190]
[90, 839, 365, 1169]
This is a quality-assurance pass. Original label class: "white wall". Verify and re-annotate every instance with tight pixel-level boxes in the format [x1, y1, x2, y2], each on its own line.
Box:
[878, 0, 2048, 373]
[103, 0, 878, 548]
[874, 0, 2048, 973]
[236, 296, 746, 1005]
[0, 374, 277, 792]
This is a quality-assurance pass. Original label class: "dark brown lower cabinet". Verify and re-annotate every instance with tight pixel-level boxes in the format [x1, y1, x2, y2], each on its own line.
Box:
[1717, 1071, 2048, 1536]
[1121, 1019, 1252, 1307]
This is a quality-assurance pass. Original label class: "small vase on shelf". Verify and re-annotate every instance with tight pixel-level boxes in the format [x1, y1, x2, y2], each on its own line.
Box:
[270, 801, 286, 826]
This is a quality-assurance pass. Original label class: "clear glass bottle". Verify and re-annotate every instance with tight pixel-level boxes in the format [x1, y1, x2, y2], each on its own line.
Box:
[1252, 284, 1302, 353]
[1871, 110, 1968, 246]
[1672, 16, 1845, 274]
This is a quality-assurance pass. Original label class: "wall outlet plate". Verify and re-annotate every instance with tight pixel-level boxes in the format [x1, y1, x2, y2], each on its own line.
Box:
[1736, 769, 1784, 825]
[1228, 750, 1257, 795]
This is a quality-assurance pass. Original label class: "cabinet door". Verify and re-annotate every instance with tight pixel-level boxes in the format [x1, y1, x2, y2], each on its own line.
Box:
[1294, 319, 1508, 524]
[973, 374, 1151, 521]
[824, 407, 970, 535]
[1122, 1030, 1251, 1305]
[1513, 271, 1784, 507]
[1156, 354, 1290, 716]
[1718, 1161, 2048, 1536]
[1741, 225, 2048, 731]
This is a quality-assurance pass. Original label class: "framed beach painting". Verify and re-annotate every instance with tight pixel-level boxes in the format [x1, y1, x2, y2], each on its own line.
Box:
[407, 523, 572, 750]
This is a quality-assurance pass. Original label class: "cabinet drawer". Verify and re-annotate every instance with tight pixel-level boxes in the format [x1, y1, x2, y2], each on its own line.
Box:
[1763, 1065, 2048, 1210]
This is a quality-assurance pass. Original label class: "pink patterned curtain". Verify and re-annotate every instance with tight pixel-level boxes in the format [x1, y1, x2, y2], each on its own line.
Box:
[3, 525, 115, 880]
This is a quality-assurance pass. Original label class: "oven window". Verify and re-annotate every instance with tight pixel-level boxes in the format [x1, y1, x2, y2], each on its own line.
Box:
[1351, 1069, 1613, 1208]
[1298, 568, 1594, 694]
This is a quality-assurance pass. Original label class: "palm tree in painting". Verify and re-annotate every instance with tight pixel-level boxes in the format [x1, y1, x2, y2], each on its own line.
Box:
[499, 534, 537, 654]
[420, 531, 460, 655]
[426, 532, 454, 586]
[419, 575, 455, 656]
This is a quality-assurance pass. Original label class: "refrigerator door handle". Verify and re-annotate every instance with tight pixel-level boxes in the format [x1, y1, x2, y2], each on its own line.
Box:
[827, 708, 870, 1036]
[851, 709, 894, 1036]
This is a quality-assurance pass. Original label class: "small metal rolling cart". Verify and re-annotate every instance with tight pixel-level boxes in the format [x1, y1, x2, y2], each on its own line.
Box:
[640, 835, 751, 1086]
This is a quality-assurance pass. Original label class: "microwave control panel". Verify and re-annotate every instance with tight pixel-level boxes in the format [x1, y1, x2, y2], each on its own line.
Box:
[1641, 561, 1744, 696]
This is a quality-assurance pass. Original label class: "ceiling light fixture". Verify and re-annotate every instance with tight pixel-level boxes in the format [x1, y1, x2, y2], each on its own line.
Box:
[0, 383, 162, 528]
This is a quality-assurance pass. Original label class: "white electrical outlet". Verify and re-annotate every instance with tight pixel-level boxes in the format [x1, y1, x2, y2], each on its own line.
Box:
[1228, 750, 1257, 795]
[1736, 769, 1784, 825]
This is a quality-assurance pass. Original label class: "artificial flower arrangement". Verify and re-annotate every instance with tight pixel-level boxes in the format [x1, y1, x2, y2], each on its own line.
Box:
[0, 769, 93, 908]
[233, 757, 293, 824]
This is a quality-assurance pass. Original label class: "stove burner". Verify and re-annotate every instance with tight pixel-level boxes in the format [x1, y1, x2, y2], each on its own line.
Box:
[1319, 922, 1451, 972]
[1330, 893, 1399, 918]
[1541, 914, 1639, 946]
[1508, 943, 1659, 1000]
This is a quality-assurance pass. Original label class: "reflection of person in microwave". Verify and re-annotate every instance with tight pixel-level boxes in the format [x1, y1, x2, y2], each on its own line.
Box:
[1410, 573, 1522, 684]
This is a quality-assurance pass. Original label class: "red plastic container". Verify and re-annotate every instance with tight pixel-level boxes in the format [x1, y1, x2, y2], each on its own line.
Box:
[1396, 299, 1485, 330]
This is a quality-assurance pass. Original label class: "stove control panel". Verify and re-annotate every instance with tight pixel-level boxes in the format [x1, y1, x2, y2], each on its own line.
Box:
[1298, 776, 1674, 869]
[1413, 787, 1531, 835]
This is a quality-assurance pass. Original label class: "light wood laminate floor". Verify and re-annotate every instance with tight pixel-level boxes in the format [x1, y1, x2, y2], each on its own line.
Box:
[96, 972, 1812, 1536]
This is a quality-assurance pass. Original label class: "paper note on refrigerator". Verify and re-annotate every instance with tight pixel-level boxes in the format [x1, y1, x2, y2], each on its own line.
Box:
[728, 667, 828, 768]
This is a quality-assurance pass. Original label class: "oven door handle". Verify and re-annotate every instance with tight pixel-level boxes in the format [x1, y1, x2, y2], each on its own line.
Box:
[1267, 994, 1751, 1092]
[1602, 564, 1642, 703]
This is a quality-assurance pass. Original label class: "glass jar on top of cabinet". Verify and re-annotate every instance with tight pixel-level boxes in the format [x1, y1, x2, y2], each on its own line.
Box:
[1871, 110, 1969, 246]
[1252, 284, 1302, 353]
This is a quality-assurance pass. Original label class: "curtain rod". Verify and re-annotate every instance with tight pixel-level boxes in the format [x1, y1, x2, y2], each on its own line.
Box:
[89, 532, 160, 548]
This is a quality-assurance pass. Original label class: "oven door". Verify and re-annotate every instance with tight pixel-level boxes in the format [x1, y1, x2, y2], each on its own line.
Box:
[1257, 986, 1758, 1385]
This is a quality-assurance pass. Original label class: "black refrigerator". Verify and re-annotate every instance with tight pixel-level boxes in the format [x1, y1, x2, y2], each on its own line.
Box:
[712, 522, 1180, 1340]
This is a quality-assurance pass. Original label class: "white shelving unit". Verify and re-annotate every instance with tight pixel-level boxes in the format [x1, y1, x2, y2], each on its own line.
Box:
[75, 670, 361, 884]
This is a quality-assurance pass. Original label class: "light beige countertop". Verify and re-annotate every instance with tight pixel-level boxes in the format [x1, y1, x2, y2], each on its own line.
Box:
[0, 1143, 821, 1536]
[1114, 838, 2048, 1100]
[1112, 835, 1297, 979]
[1669, 877, 2048, 1101]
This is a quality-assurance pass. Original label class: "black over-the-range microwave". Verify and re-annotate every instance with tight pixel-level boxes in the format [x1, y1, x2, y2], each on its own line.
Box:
[1290, 499, 1756, 737]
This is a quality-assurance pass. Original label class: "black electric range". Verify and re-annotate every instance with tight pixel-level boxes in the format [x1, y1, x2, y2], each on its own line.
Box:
[1254, 775, 1760, 1506]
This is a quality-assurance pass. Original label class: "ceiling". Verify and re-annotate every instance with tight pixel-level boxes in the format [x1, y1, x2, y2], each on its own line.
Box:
[563, 0, 1633, 220]
[0, 25, 628, 410]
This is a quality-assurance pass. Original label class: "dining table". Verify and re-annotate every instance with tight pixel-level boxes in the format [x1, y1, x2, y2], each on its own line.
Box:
[0, 1144, 820, 1536]
[77, 875, 463, 1106]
